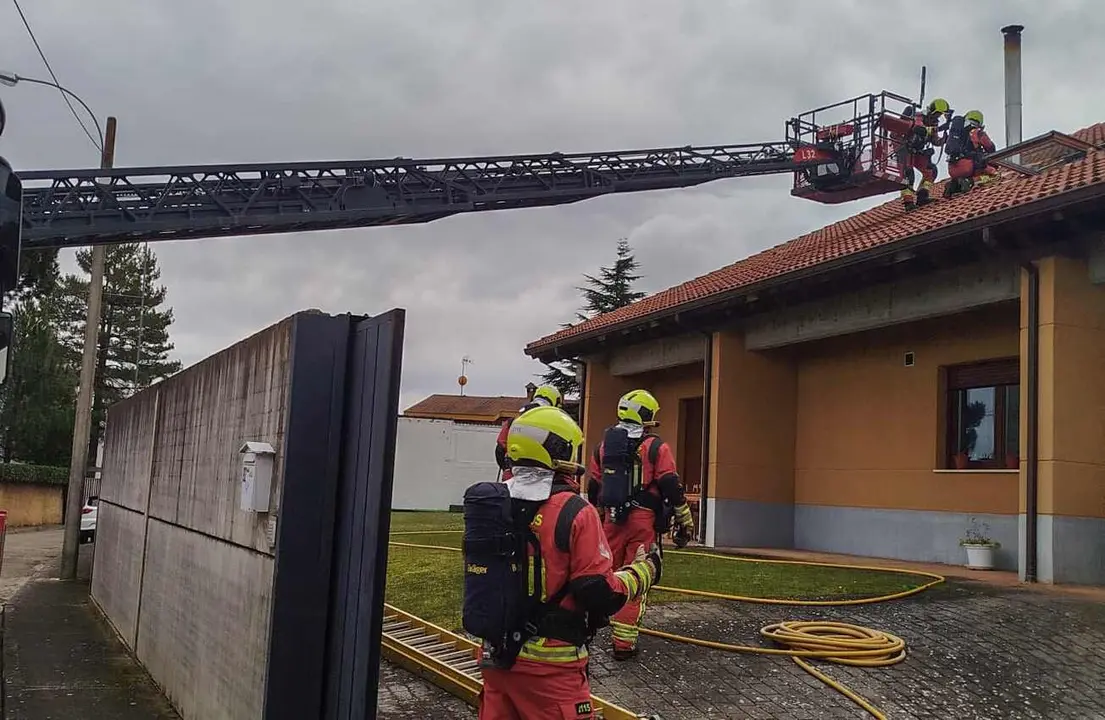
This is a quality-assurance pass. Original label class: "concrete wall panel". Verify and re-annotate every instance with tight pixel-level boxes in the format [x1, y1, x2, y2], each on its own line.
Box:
[608, 333, 706, 376]
[92, 313, 304, 720]
[135, 517, 273, 720]
[100, 392, 159, 511]
[745, 260, 1020, 350]
[89, 501, 146, 647]
[146, 319, 292, 554]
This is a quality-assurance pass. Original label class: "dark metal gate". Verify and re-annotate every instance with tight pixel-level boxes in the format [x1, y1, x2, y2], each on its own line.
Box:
[263, 309, 405, 720]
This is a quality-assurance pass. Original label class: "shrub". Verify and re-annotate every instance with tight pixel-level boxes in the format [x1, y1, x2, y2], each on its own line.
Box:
[0, 463, 69, 486]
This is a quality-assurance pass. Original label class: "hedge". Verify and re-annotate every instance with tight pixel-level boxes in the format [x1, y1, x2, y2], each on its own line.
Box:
[0, 463, 69, 486]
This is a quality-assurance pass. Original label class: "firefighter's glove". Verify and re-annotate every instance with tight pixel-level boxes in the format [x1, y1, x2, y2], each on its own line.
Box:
[673, 502, 695, 538]
[619, 544, 662, 599]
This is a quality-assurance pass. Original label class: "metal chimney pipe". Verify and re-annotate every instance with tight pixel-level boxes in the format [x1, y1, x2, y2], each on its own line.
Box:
[1002, 24, 1024, 148]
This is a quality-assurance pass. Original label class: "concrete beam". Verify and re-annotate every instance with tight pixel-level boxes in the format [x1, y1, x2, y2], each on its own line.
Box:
[744, 259, 1021, 350]
[608, 333, 705, 376]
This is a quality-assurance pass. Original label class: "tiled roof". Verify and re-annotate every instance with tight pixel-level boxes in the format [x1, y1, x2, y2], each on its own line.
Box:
[402, 394, 529, 421]
[526, 122, 1105, 356]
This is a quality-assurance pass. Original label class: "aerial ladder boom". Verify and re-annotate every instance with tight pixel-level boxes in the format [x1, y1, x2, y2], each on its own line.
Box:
[15, 140, 800, 250]
[7, 90, 925, 251]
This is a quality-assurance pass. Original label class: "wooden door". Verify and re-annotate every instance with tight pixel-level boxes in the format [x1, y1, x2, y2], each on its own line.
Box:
[678, 396, 704, 498]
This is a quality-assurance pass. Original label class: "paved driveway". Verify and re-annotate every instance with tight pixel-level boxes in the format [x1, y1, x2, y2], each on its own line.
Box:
[378, 578, 1105, 719]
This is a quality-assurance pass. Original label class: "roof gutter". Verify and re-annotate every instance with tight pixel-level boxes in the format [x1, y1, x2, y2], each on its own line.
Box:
[527, 180, 1105, 359]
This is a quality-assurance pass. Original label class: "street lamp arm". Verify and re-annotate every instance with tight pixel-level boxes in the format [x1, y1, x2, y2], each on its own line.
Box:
[0, 72, 104, 151]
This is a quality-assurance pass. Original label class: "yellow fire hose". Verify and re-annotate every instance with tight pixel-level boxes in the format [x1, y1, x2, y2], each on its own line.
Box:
[388, 534, 946, 720]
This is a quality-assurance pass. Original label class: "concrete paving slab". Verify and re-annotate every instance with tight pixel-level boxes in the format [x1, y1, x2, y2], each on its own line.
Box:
[2, 545, 179, 720]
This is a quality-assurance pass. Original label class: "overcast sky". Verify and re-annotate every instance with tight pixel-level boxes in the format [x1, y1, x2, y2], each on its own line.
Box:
[3, 1, 1104, 412]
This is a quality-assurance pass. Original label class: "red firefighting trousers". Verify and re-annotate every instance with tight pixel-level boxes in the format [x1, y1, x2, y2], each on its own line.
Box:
[480, 661, 595, 719]
[901, 152, 937, 203]
[603, 507, 656, 651]
[949, 156, 998, 184]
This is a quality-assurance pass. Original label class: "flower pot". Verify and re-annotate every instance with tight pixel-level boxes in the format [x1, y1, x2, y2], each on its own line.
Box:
[1005, 453, 1019, 469]
[963, 543, 996, 570]
[953, 452, 970, 469]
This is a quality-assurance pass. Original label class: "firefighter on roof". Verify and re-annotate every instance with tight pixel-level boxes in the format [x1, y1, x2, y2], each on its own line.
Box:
[464, 405, 662, 719]
[899, 98, 951, 210]
[586, 388, 694, 660]
[943, 109, 999, 198]
[495, 384, 563, 481]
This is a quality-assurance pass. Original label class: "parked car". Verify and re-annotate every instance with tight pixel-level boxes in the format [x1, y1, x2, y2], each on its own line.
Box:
[80, 496, 98, 544]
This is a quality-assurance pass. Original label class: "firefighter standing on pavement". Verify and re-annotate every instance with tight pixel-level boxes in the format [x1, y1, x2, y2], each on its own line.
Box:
[495, 384, 563, 481]
[899, 98, 951, 210]
[473, 406, 663, 719]
[586, 389, 694, 660]
[944, 110, 999, 198]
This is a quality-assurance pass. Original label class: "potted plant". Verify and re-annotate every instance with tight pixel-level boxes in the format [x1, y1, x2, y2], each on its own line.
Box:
[959, 517, 1000, 570]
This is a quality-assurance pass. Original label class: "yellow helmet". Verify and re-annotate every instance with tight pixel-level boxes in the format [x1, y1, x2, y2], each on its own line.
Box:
[506, 405, 583, 471]
[965, 110, 984, 127]
[926, 98, 950, 115]
[532, 384, 563, 408]
[617, 389, 660, 425]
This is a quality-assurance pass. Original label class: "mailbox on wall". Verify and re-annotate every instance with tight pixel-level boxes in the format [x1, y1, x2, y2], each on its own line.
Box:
[239, 441, 276, 513]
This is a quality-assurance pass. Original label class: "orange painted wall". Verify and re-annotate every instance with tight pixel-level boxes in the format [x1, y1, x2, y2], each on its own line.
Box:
[1032, 256, 1105, 518]
[793, 304, 1021, 514]
[580, 360, 632, 458]
[581, 359, 703, 464]
[708, 330, 797, 504]
[622, 362, 704, 465]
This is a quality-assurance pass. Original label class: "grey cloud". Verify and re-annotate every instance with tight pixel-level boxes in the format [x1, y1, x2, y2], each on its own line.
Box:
[7, 0, 1105, 409]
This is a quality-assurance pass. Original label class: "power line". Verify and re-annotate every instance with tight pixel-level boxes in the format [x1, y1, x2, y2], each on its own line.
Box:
[11, 0, 103, 153]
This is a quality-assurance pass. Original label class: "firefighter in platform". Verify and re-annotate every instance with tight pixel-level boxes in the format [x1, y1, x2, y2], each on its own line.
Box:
[943, 110, 999, 198]
[466, 405, 663, 719]
[495, 384, 563, 481]
[899, 98, 951, 210]
[586, 388, 694, 660]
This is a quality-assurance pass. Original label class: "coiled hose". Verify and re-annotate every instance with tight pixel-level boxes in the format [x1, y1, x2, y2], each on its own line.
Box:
[388, 535, 946, 720]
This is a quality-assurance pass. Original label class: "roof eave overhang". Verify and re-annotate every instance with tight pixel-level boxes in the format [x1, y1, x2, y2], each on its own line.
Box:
[526, 180, 1105, 363]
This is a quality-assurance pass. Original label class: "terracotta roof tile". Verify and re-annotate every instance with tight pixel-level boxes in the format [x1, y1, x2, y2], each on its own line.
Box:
[402, 394, 529, 421]
[526, 122, 1105, 355]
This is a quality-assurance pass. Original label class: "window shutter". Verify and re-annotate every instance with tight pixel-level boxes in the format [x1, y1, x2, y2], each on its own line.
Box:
[946, 357, 1019, 390]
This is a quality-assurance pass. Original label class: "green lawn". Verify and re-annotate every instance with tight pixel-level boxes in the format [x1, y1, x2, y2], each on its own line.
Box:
[384, 511, 931, 629]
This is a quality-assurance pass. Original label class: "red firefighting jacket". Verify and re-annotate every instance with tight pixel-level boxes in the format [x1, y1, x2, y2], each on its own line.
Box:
[486, 485, 637, 667]
[584, 433, 682, 514]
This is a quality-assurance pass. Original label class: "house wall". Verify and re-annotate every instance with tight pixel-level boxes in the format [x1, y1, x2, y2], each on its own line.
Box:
[390, 418, 502, 511]
[791, 304, 1021, 569]
[1031, 255, 1105, 584]
[579, 359, 703, 497]
[0, 483, 63, 526]
[568, 255, 1105, 582]
[706, 330, 797, 548]
[91, 317, 292, 720]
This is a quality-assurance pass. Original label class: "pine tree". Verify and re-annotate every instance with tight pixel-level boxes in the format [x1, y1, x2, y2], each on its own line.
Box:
[0, 292, 78, 465]
[58, 243, 182, 459]
[540, 238, 645, 401]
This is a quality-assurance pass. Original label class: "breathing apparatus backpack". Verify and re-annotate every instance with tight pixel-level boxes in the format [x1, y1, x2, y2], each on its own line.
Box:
[461, 481, 590, 669]
[944, 115, 971, 159]
[596, 426, 665, 525]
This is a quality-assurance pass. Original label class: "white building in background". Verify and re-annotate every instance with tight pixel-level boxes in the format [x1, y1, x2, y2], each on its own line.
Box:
[391, 388, 533, 511]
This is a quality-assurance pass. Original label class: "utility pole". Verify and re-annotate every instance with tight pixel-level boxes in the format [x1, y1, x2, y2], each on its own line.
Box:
[61, 116, 116, 580]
